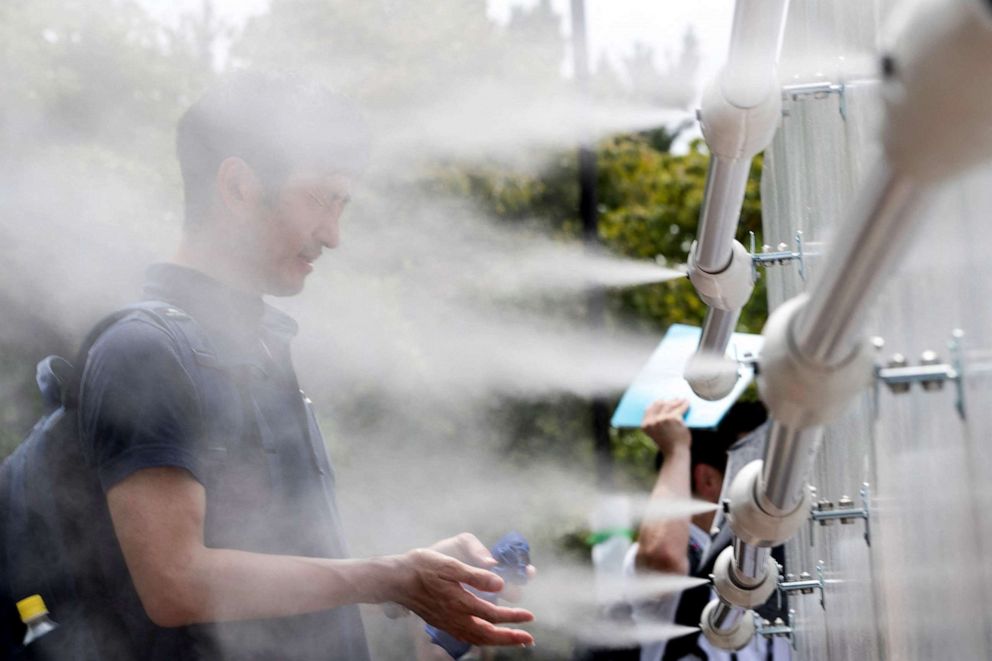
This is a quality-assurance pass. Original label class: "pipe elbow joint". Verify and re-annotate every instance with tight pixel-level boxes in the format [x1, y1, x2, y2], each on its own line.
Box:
[757, 295, 876, 429]
[700, 73, 782, 161]
[685, 350, 740, 401]
[687, 240, 755, 311]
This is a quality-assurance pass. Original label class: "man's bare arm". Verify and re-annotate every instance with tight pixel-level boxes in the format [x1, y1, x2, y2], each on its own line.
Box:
[635, 399, 692, 575]
[106, 467, 534, 646]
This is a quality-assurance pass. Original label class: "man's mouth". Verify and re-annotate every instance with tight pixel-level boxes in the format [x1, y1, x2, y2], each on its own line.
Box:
[299, 249, 321, 263]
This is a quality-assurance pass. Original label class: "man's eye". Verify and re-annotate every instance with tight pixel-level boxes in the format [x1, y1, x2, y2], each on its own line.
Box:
[308, 191, 350, 209]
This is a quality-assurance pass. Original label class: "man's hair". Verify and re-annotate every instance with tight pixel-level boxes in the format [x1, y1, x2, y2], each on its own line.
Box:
[654, 401, 768, 489]
[176, 71, 371, 227]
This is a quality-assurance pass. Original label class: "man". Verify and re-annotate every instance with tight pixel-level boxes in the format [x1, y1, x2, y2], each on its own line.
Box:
[628, 398, 786, 661]
[76, 73, 534, 660]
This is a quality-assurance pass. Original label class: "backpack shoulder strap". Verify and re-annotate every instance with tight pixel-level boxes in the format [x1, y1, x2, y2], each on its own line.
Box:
[63, 302, 206, 410]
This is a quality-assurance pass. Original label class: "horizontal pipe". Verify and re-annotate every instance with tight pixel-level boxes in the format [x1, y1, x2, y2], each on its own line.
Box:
[760, 423, 823, 513]
[694, 156, 751, 273]
[793, 164, 922, 366]
[698, 306, 741, 356]
[724, 0, 791, 107]
[733, 538, 772, 586]
[709, 600, 746, 633]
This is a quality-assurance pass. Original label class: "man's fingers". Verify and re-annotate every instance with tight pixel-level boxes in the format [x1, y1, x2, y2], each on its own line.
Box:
[459, 616, 535, 647]
[457, 591, 534, 624]
[456, 532, 497, 568]
[445, 560, 504, 593]
[674, 398, 690, 415]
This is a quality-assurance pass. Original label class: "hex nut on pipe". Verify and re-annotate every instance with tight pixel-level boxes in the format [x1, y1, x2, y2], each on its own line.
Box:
[687, 240, 756, 311]
[701, 601, 756, 651]
[712, 546, 779, 608]
[727, 460, 811, 546]
[757, 295, 876, 429]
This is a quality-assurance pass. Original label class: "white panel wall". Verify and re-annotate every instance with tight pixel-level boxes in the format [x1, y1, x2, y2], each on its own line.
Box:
[760, 0, 992, 657]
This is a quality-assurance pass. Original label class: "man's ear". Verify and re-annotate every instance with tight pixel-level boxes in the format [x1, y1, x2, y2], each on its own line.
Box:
[692, 464, 724, 503]
[216, 157, 263, 219]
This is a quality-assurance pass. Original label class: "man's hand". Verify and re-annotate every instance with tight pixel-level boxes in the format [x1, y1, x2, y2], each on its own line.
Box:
[429, 533, 536, 603]
[390, 546, 535, 646]
[641, 398, 691, 457]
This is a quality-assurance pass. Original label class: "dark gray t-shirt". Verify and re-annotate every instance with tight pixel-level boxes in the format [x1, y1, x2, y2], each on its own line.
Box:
[79, 264, 370, 661]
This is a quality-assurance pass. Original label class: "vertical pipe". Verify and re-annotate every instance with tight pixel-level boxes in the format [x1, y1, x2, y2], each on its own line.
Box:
[733, 538, 772, 585]
[793, 164, 922, 365]
[724, 0, 791, 107]
[693, 156, 751, 273]
[760, 422, 823, 513]
[709, 600, 747, 632]
[697, 307, 742, 355]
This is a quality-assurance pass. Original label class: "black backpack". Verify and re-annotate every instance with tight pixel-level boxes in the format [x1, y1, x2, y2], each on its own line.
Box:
[0, 302, 204, 660]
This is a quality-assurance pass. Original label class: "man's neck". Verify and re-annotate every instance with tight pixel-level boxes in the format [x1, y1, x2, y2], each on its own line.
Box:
[174, 231, 260, 296]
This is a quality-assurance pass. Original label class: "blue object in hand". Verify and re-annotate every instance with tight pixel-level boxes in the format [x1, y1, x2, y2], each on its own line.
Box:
[425, 532, 531, 659]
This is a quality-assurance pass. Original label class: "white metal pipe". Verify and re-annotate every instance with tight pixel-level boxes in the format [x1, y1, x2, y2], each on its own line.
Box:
[693, 157, 751, 273]
[698, 306, 741, 355]
[733, 538, 773, 586]
[793, 164, 922, 366]
[759, 422, 823, 513]
[724, 0, 791, 108]
[709, 600, 747, 633]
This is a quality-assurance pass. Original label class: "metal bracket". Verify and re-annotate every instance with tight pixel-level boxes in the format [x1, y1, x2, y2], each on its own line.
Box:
[749, 230, 807, 283]
[781, 78, 880, 121]
[782, 80, 848, 120]
[755, 608, 796, 650]
[808, 484, 871, 547]
[776, 560, 826, 611]
[874, 329, 967, 420]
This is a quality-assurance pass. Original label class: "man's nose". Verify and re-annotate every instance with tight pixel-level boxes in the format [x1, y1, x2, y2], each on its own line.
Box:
[315, 212, 340, 249]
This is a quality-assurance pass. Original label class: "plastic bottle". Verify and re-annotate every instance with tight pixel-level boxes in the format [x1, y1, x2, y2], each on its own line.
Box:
[16, 595, 58, 646]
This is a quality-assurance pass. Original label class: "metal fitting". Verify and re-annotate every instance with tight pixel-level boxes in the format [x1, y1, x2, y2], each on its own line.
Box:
[701, 600, 755, 651]
[712, 546, 780, 609]
[837, 496, 855, 523]
[816, 500, 835, 526]
[919, 350, 944, 390]
[885, 354, 911, 393]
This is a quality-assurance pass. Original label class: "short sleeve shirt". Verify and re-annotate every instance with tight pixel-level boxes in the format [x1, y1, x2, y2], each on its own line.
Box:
[79, 263, 370, 661]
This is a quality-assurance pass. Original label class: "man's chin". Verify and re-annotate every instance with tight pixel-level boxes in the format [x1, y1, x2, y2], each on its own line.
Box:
[264, 277, 307, 297]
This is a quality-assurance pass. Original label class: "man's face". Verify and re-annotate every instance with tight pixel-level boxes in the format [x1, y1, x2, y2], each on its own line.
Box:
[244, 170, 354, 296]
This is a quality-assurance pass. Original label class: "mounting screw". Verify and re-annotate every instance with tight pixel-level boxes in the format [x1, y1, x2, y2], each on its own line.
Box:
[816, 500, 835, 525]
[837, 495, 855, 523]
[919, 350, 944, 391]
[798, 572, 814, 594]
[871, 336, 885, 351]
[886, 354, 911, 394]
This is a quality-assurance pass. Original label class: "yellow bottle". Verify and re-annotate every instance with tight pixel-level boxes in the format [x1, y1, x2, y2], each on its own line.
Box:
[16, 595, 58, 646]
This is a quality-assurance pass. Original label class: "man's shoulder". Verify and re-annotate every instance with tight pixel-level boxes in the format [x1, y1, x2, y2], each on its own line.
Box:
[82, 305, 207, 395]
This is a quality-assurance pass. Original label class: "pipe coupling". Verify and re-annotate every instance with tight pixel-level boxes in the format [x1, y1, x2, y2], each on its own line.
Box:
[687, 240, 755, 311]
[727, 460, 811, 547]
[712, 546, 779, 608]
[758, 295, 875, 428]
[701, 600, 755, 651]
